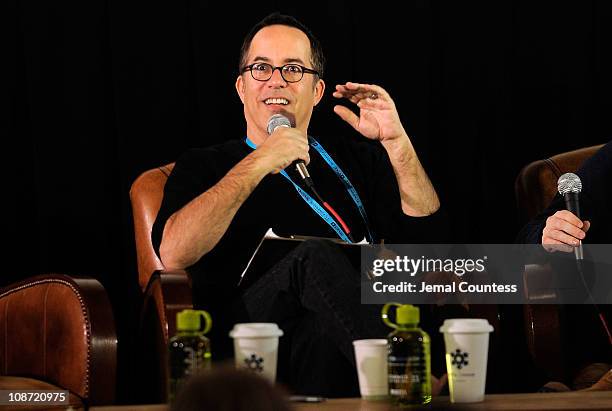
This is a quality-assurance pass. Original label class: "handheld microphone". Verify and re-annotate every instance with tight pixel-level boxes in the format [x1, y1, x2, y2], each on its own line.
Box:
[267, 114, 313, 186]
[557, 172, 583, 260]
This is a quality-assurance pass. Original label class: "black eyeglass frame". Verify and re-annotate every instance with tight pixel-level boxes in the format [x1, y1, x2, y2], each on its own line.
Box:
[241, 62, 320, 83]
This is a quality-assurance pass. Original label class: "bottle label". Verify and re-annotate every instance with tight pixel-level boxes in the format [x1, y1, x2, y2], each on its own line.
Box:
[168, 339, 211, 401]
[388, 355, 427, 397]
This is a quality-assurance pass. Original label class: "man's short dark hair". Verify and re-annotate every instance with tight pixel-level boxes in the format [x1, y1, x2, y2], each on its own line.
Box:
[171, 367, 291, 411]
[238, 13, 325, 79]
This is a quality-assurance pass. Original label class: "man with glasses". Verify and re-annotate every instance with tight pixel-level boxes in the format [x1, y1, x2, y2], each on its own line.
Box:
[153, 13, 447, 396]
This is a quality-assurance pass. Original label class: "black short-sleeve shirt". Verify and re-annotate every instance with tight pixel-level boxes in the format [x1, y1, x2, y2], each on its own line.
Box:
[152, 135, 448, 298]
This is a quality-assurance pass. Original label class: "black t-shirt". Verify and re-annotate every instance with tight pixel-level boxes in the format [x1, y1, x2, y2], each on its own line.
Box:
[152, 135, 448, 304]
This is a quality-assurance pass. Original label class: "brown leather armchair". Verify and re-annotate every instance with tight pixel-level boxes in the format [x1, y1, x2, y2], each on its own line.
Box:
[515, 144, 604, 382]
[129, 163, 193, 403]
[0, 274, 117, 409]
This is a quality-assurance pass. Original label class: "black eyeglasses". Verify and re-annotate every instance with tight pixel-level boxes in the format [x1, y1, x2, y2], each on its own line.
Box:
[241, 63, 319, 83]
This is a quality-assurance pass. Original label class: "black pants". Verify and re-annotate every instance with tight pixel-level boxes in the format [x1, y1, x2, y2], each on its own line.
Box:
[239, 239, 387, 397]
[202, 238, 546, 395]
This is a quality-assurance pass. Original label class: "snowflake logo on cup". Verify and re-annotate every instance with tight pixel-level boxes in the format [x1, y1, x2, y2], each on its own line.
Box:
[244, 353, 264, 372]
[450, 349, 469, 369]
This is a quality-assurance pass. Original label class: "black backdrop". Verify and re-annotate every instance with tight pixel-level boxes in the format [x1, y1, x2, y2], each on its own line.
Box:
[4, 0, 612, 400]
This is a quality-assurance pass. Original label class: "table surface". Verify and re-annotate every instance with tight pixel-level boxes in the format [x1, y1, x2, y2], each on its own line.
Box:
[91, 391, 612, 411]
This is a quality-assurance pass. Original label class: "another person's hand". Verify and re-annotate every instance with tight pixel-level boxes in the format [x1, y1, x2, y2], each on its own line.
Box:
[252, 127, 310, 174]
[332, 82, 407, 144]
[542, 210, 590, 253]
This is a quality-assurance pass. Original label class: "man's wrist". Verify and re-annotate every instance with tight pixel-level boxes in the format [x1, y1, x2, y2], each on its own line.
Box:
[381, 133, 415, 164]
[246, 150, 274, 178]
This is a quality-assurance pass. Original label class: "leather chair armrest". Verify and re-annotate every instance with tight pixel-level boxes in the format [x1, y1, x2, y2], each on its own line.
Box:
[0, 274, 117, 405]
[138, 269, 193, 403]
[522, 264, 565, 381]
[143, 269, 193, 343]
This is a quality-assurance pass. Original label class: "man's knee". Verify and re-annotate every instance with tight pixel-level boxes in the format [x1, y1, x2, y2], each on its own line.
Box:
[293, 239, 350, 276]
[290, 239, 358, 292]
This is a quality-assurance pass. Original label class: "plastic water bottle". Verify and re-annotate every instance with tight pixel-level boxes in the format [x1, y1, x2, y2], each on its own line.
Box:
[383, 303, 432, 405]
[168, 309, 212, 402]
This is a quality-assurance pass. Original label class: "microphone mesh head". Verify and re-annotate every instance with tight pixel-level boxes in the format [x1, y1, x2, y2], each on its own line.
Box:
[267, 114, 292, 135]
[557, 172, 582, 195]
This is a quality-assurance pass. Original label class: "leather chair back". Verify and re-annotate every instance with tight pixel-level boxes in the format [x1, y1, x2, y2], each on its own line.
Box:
[515, 144, 604, 222]
[130, 163, 175, 290]
[0, 274, 116, 405]
[130, 163, 195, 403]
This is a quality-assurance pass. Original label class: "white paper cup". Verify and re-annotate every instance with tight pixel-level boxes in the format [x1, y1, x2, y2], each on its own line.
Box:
[439, 319, 493, 403]
[352, 339, 389, 399]
[229, 323, 283, 382]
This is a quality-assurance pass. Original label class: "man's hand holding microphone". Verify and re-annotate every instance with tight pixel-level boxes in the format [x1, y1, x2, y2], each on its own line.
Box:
[251, 126, 310, 175]
[250, 112, 310, 176]
[542, 173, 590, 255]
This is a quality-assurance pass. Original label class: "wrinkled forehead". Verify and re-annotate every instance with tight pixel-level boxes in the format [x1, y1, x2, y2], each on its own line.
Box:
[246, 25, 312, 66]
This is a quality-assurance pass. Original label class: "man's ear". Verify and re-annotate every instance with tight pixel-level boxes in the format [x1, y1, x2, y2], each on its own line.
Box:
[235, 75, 245, 104]
[313, 78, 325, 106]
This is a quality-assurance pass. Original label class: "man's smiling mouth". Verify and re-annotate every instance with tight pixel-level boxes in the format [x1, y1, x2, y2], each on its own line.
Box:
[264, 98, 289, 105]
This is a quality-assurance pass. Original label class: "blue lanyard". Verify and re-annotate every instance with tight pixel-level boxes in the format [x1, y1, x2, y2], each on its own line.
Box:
[309, 137, 375, 243]
[245, 136, 374, 244]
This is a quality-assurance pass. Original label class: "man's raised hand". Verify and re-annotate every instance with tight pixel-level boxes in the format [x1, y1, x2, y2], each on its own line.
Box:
[332, 82, 407, 143]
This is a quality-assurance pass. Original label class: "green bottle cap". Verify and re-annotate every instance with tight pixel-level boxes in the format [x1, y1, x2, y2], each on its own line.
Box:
[396, 304, 419, 325]
[382, 303, 419, 328]
[176, 309, 212, 334]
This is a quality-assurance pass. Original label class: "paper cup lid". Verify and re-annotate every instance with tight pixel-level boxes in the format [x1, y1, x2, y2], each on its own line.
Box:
[439, 318, 493, 334]
[229, 323, 284, 338]
[352, 339, 388, 347]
